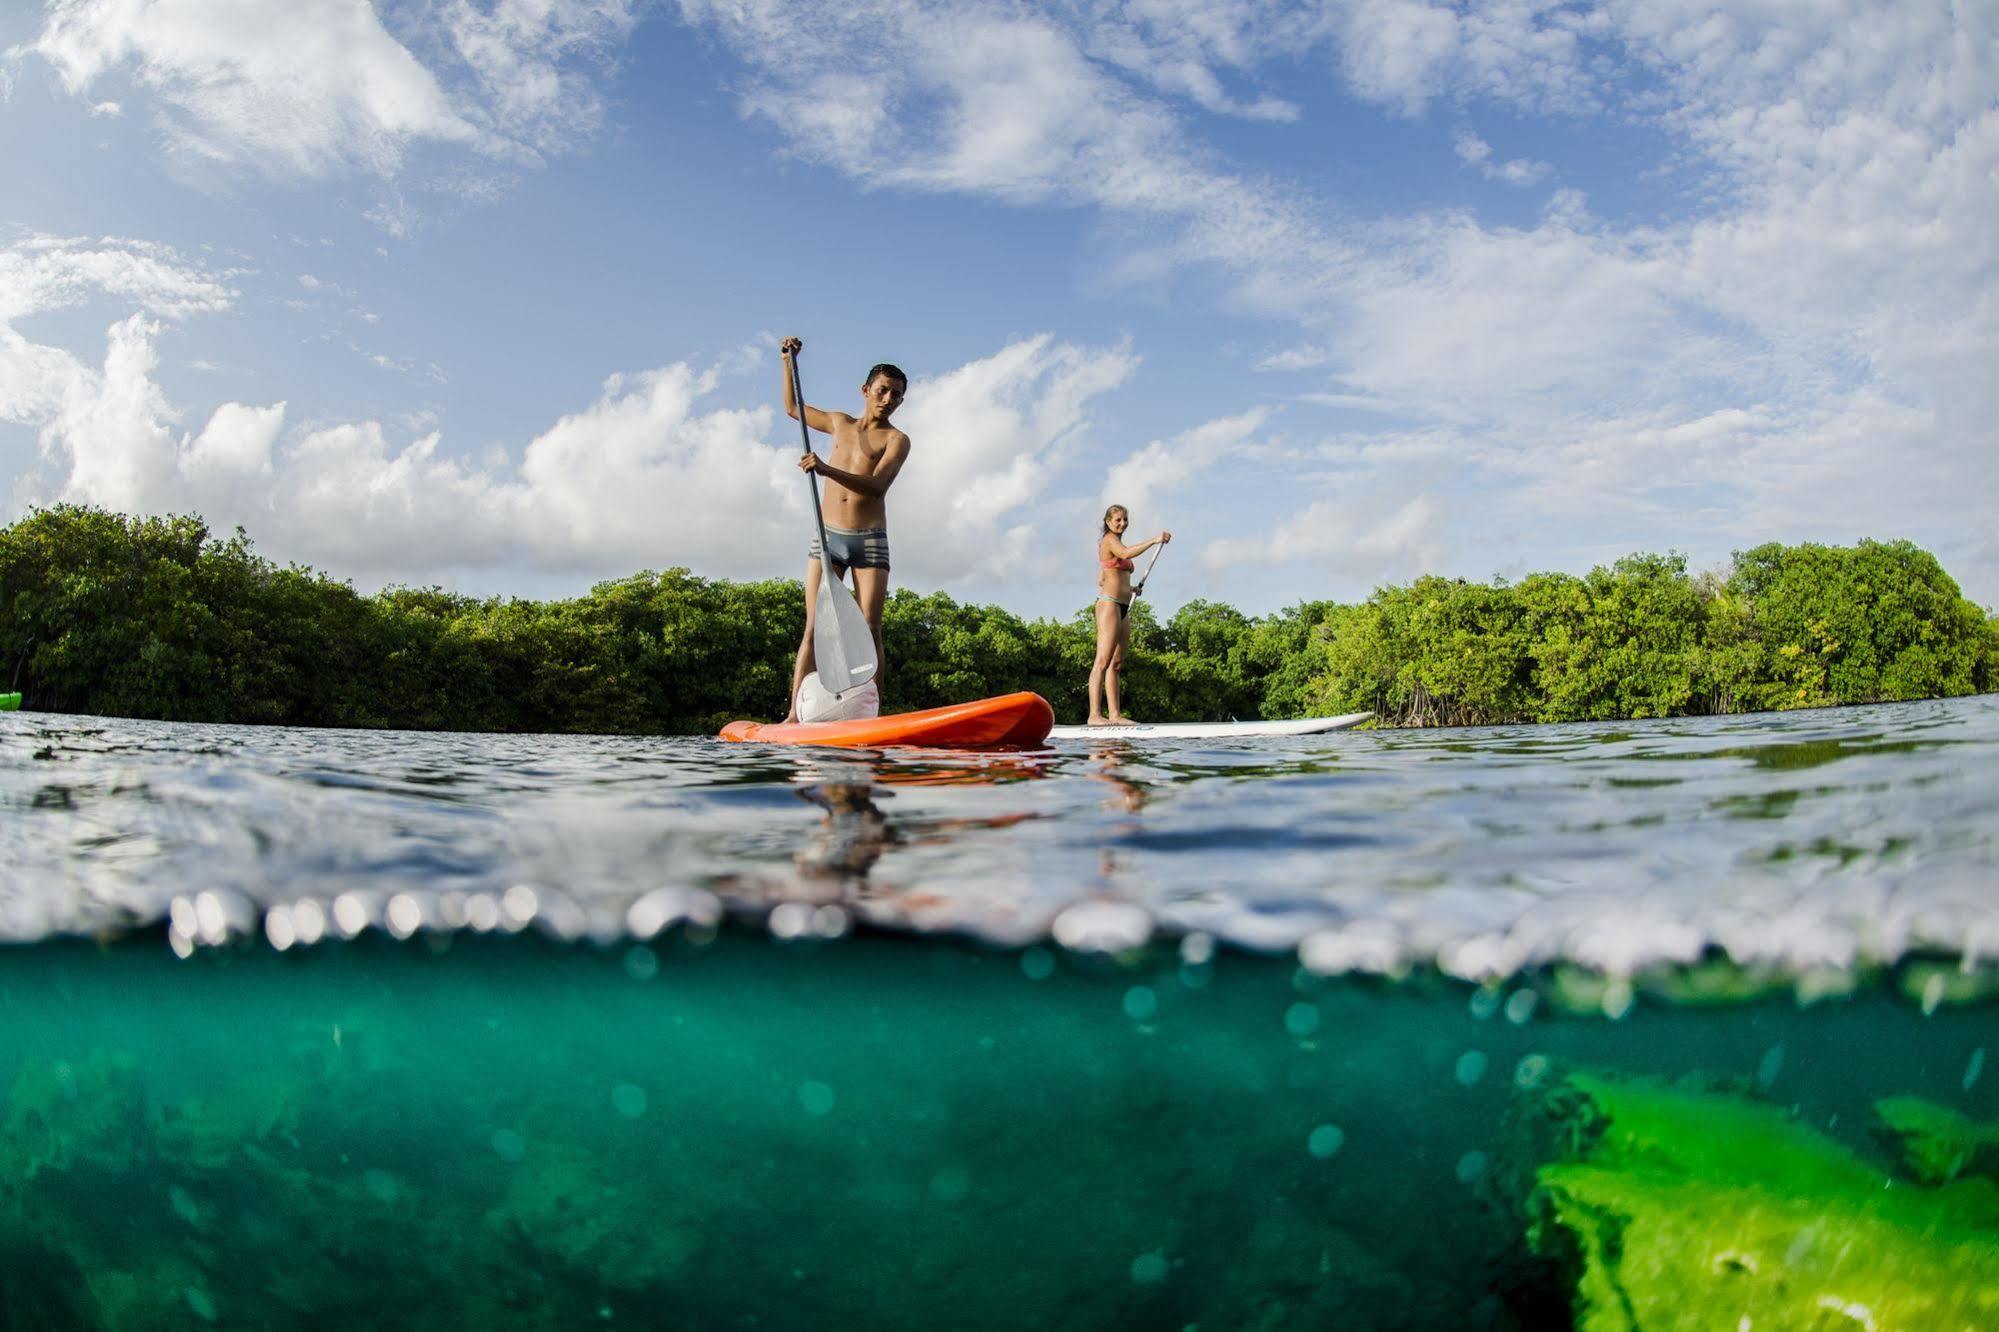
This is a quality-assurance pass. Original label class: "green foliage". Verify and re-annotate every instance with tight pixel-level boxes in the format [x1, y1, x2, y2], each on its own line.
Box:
[2, 506, 1992, 733]
[1305, 543, 1993, 727]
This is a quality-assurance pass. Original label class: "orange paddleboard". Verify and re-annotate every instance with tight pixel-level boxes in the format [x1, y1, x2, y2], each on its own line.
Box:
[720, 692, 1054, 749]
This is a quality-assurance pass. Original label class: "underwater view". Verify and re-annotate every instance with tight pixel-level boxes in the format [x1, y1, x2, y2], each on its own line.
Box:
[3, 697, 1997, 1328]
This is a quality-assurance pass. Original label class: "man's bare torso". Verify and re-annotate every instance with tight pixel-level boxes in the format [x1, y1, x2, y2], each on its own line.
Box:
[821, 418, 904, 529]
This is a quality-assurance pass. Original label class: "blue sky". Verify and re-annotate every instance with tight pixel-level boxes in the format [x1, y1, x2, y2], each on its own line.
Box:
[3, 0, 1994, 620]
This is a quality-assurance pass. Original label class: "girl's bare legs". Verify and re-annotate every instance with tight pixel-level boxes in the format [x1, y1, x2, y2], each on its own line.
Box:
[1088, 600, 1135, 725]
[1106, 611, 1131, 721]
[1087, 599, 1119, 724]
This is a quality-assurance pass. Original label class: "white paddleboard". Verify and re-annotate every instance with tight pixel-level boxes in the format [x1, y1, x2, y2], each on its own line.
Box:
[1048, 712, 1372, 741]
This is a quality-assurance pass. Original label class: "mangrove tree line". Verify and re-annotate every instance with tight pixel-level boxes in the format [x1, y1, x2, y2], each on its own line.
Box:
[2, 505, 1994, 733]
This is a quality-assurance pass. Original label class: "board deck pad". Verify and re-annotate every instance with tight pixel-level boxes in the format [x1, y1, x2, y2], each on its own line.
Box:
[1047, 712, 1371, 741]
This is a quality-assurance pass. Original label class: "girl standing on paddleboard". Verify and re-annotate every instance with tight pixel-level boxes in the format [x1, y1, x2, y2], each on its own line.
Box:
[1088, 505, 1170, 726]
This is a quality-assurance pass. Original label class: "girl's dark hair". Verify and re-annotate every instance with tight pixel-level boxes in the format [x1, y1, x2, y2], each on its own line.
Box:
[865, 363, 907, 390]
[1101, 504, 1128, 536]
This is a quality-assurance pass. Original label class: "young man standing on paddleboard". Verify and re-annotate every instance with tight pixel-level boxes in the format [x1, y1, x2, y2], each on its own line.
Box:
[781, 336, 910, 722]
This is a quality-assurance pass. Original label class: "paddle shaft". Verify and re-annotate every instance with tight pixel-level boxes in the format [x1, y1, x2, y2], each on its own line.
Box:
[1133, 540, 1165, 595]
[787, 352, 839, 584]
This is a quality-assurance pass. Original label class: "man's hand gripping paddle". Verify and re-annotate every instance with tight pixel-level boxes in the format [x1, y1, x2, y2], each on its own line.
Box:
[789, 347, 878, 695]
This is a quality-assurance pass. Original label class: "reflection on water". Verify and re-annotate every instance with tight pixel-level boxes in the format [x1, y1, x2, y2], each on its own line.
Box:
[2, 697, 1998, 997]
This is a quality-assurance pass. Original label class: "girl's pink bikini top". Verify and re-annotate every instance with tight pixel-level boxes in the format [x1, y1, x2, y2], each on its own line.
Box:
[1100, 554, 1136, 572]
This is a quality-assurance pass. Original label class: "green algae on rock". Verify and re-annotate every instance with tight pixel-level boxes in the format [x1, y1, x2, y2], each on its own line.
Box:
[1499, 1070, 1999, 1330]
[1873, 1096, 1999, 1187]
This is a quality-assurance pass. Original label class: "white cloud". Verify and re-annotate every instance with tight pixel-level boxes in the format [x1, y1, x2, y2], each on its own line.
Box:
[13, 311, 1137, 592]
[1453, 129, 1552, 185]
[16, 0, 640, 181]
[1099, 406, 1273, 522]
[21, 0, 478, 176]
[670, 1, 1997, 603]
[1204, 492, 1444, 584]
[890, 335, 1140, 587]
[1258, 344, 1336, 372]
[1327, 0, 1602, 119]
[443, 0, 641, 157]
[0, 233, 237, 324]
[87, 98, 120, 116]
[679, 0, 1357, 310]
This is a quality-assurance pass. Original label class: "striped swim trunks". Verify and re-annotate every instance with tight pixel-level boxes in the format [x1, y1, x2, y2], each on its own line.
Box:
[809, 525, 891, 572]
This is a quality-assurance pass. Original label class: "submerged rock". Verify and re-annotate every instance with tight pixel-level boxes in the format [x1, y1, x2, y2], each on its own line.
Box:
[1496, 1069, 1999, 1329]
[1872, 1096, 1999, 1187]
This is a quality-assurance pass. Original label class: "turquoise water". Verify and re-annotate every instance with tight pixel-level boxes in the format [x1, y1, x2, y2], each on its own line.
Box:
[3, 698, 1998, 1327]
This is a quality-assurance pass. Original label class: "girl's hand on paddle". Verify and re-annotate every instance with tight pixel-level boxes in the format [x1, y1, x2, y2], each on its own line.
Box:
[798, 453, 822, 474]
[1159, 531, 1172, 543]
[781, 335, 802, 358]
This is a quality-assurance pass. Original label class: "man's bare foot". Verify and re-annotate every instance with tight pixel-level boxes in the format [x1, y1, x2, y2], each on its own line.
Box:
[783, 712, 801, 725]
[1087, 715, 1137, 727]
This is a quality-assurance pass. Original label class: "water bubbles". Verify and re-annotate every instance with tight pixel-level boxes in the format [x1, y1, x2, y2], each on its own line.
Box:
[798, 1081, 836, 1117]
[1755, 1044, 1785, 1090]
[183, 1286, 217, 1324]
[385, 894, 422, 940]
[167, 891, 254, 952]
[501, 884, 539, 930]
[1122, 986, 1159, 1022]
[1283, 1002, 1321, 1039]
[1453, 1050, 1489, 1087]
[769, 902, 851, 941]
[193, 892, 228, 944]
[1467, 988, 1502, 1021]
[1128, 1250, 1169, 1285]
[490, 1128, 526, 1162]
[1503, 989, 1538, 1025]
[1051, 901, 1152, 954]
[1966, 1047, 1986, 1092]
[1179, 933, 1215, 966]
[768, 903, 812, 939]
[1298, 924, 1406, 977]
[465, 893, 502, 933]
[291, 898, 326, 946]
[1306, 1124, 1345, 1159]
[331, 892, 369, 939]
[536, 894, 589, 942]
[1513, 1054, 1550, 1090]
[622, 945, 660, 982]
[1019, 947, 1056, 981]
[1600, 978, 1636, 1020]
[611, 1084, 648, 1119]
[1455, 1151, 1488, 1185]
[626, 887, 723, 940]
[264, 907, 296, 952]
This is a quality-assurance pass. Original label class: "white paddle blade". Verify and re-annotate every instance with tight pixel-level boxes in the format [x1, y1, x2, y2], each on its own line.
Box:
[814, 574, 878, 690]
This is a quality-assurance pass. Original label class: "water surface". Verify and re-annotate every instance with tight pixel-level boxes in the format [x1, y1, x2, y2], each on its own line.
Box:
[3, 698, 1997, 1328]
